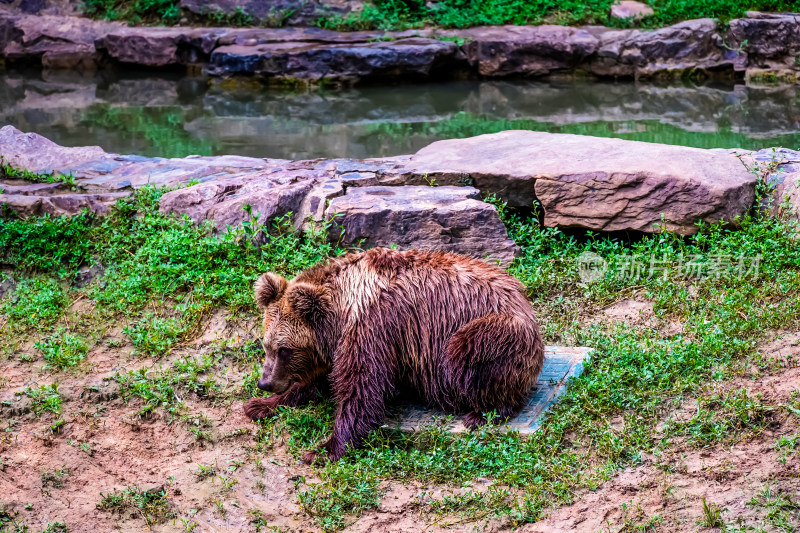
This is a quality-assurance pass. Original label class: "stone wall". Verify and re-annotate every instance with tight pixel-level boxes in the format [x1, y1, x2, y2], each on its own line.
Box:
[4, 126, 795, 266]
[0, 11, 798, 84]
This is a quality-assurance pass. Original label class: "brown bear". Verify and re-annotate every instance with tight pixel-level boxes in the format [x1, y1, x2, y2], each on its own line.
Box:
[243, 247, 544, 463]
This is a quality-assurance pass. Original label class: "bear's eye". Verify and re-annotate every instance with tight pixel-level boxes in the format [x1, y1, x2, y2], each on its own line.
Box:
[277, 347, 292, 359]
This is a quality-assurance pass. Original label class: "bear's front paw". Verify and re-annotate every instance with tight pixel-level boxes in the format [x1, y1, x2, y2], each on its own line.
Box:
[300, 449, 327, 465]
[242, 397, 277, 421]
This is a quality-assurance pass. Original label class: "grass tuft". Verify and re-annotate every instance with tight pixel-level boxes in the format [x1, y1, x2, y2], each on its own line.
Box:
[35, 330, 89, 370]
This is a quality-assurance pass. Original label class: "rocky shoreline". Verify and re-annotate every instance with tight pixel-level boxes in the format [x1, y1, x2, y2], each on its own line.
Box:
[1, 11, 798, 84]
[2, 125, 798, 265]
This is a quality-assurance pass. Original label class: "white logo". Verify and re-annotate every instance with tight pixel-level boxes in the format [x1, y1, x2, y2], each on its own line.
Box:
[577, 252, 608, 284]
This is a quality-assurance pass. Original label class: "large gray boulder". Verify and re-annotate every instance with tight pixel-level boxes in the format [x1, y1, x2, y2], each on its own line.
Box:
[452, 25, 599, 77]
[588, 19, 735, 79]
[325, 185, 519, 265]
[0, 124, 108, 174]
[158, 167, 325, 231]
[395, 130, 757, 234]
[208, 38, 465, 83]
[728, 12, 800, 77]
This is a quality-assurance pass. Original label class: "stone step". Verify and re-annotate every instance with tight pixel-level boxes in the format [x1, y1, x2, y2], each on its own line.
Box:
[383, 345, 592, 434]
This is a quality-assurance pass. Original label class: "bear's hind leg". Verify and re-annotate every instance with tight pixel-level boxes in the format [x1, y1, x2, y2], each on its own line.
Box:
[444, 313, 544, 428]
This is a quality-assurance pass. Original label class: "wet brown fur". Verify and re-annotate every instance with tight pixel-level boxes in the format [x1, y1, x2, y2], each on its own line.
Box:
[243, 248, 544, 462]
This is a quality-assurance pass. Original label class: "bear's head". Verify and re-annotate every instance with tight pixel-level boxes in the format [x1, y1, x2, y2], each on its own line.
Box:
[253, 273, 332, 394]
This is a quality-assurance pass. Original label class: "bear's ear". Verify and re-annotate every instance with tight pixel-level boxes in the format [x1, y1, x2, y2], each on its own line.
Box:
[254, 273, 288, 310]
[286, 282, 331, 324]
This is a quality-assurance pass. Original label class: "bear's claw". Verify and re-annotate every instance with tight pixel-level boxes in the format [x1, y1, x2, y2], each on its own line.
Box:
[243, 397, 277, 420]
[300, 449, 326, 465]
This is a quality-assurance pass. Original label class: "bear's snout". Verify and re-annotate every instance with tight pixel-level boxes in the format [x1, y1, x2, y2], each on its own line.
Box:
[257, 378, 273, 392]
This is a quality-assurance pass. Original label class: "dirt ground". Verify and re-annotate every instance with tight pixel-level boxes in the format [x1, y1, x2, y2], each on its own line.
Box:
[2, 308, 799, 532]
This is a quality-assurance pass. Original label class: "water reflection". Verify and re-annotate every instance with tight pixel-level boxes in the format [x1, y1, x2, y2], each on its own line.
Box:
[1, 71, 799, 159]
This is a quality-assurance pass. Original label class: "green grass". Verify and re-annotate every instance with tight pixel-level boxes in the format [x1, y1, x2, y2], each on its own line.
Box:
[1, 278, 68, 330]
[123, 314, 186, 356]
[664, 388, 778, 447]
[41, 523, 68, 533]
[41, 466, 71, 489]
[749, 486, 800, 532]
[35, 329, 89, 370]
[1, 156, 76, 188]
[317, 0, 797, 30]
[0, 186, 340, 351]
[97, 486, 174, 526]
[24, 383, 63, 417]
[78, 0, 797, 30]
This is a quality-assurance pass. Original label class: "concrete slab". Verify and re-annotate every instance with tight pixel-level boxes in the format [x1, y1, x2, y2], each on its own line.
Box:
[384, 345, 592, 434]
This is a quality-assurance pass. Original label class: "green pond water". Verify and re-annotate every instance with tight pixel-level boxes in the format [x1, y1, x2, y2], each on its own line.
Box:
[2, 72, 800, 160]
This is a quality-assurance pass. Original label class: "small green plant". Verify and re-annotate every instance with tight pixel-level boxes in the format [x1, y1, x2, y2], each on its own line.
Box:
[41, 466, 71, 488]
[180, 518, 199, 531]
[214, 499, 226, 517]
[698, 498, 725, 528]
[194, 461, 218, 480]
[123, 314, 186, 356]
[748, 485, 800, 532]
[24, 383, 62, 417]
[664, 389, 776, 447]
[776, 433, 799, 464]
[97, 486, 174, 526]
[35, 330, 89, 370]
[219, 475, 238, 491]
[1, 278, 68, 330]
[41, 522, 68, 533]
[435, 35, 468, 46]
[0, 156, 76, 187]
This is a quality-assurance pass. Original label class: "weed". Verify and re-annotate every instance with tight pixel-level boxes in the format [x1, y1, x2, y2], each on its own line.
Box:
[194, 461, 218, 480]
[664, 389, 777, 447]
[40, 522, 68, 533]
[218, 475, 238, 491]
[179, 518, 199, 531]
[24, 384, 62, 417]
[0, 507, 27, 533]
[41, 467, 70, 489]
[249, 509, 289, 532]
[698, 497, 725, 528]
[214, 499, 226, 517]
[35, 330, 89, 370]
[1, 278, 68, 330]
[97, 486, 174, 526]
[776, 433, 799, 464]
[0, 156, 76, 188]
[114, 354, 220, 421]
[123, 314, 186, 356]
[425, 487, 510, 524]
[748, 485, 800, 532]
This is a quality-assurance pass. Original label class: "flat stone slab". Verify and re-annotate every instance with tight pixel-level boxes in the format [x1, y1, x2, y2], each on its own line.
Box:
[384, 345, 591, 434]
[396, 130, 757, 234]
